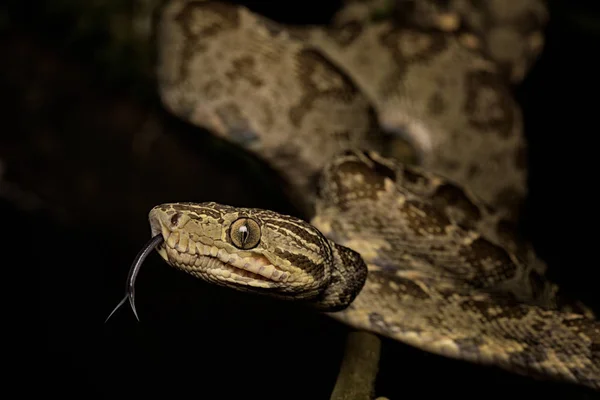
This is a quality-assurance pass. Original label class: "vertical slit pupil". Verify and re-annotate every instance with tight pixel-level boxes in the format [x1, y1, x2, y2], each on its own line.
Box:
[239, 224, 249, 245]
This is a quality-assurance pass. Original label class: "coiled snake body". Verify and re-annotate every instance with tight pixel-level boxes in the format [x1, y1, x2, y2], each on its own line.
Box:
[126, 0, 600, 391]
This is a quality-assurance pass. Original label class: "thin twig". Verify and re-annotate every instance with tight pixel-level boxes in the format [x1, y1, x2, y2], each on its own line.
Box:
[330, 331, 382, 400]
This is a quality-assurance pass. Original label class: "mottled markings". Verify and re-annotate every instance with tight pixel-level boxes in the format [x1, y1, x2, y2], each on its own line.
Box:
[289, 49, 360, 127]
[154, 3, 600, 388]
[369, 256, 403, 273]
[563, 317, 600, 344]
[329, 159, 389, 206]
[463, 70, 514, 138]
[326, 20, 364, 47]
[176, 1, 240, 39]
[171, 2, 240, 83]
[392, 275, 431, 299]
[432, 183, 482, 223]
[403, 200, 452, 237]
[571, 366, 600, 388]
[465, 296, 530, 321]
[225, 56, 263, 87]
[369, 312, 388, 330]
[453, 336, 484, 357]
[369, 312, 404, 335]
[215, 102, 252, 136]
[508, 345, 548, 365]
[202, 80, 225, 101]
[379, 26, 448, 71]
[458, 237, 517, 285]
[362, 151, 396, 181]
[327, 245, 368, 307]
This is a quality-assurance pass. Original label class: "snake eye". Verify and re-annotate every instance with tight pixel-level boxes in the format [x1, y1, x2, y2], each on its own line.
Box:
[229, 217, 261, 249]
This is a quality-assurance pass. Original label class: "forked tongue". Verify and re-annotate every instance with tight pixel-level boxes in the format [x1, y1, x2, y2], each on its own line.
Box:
[105, 234, 164, 323]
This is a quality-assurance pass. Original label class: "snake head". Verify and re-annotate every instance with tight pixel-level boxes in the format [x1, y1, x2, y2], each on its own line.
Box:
[148, 202, 367, 311]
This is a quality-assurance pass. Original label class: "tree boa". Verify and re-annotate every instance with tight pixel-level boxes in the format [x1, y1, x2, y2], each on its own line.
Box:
[111, 0, 600, 391]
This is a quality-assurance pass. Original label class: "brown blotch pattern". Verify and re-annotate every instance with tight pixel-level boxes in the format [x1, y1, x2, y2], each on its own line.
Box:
[458, 237, 517, 287]
[403, 200, 452, 237]
[174, 2, 241, 82]
[465, 295, 529, 321]
[289, 49, 360, 127]
[379, 27, 448, 72]
[392, 275, 431, 300]
[432, 183, 482, 223]
[225, 56, 263, 87]
[332, 160, 388, 207]
[563, 317, 600, 348]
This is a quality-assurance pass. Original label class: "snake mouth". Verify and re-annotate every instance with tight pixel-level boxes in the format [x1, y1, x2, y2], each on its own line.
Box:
[149, 213, 288, 288]
[162, 241, 289, 288]
[165, 247, 278, 288]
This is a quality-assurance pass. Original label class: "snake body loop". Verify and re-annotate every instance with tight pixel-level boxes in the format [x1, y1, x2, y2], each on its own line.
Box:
[114, 0, 600, 391]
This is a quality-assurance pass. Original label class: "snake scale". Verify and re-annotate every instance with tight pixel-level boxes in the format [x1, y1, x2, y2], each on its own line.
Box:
[114, 0, 600, 391]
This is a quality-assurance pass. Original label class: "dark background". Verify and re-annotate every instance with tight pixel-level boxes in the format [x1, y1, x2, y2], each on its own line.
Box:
[1, 1, 598, 399]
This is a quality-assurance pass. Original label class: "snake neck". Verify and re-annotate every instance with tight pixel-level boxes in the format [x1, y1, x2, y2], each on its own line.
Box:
[312, 240, 368, 312]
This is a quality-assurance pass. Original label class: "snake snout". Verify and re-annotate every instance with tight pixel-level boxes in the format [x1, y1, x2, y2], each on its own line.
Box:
[148, 207, 171, 240]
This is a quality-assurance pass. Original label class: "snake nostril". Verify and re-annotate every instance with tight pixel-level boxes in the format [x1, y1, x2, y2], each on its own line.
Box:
[171, 213, 181, 226]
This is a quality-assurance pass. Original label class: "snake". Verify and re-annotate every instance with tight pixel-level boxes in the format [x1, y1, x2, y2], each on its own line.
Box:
[108, 0, 600, 392]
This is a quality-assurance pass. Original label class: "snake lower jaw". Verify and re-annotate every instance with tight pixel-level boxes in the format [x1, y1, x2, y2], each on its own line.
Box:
[160, 244, 281, 289]
[157, 236, 305, 290]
